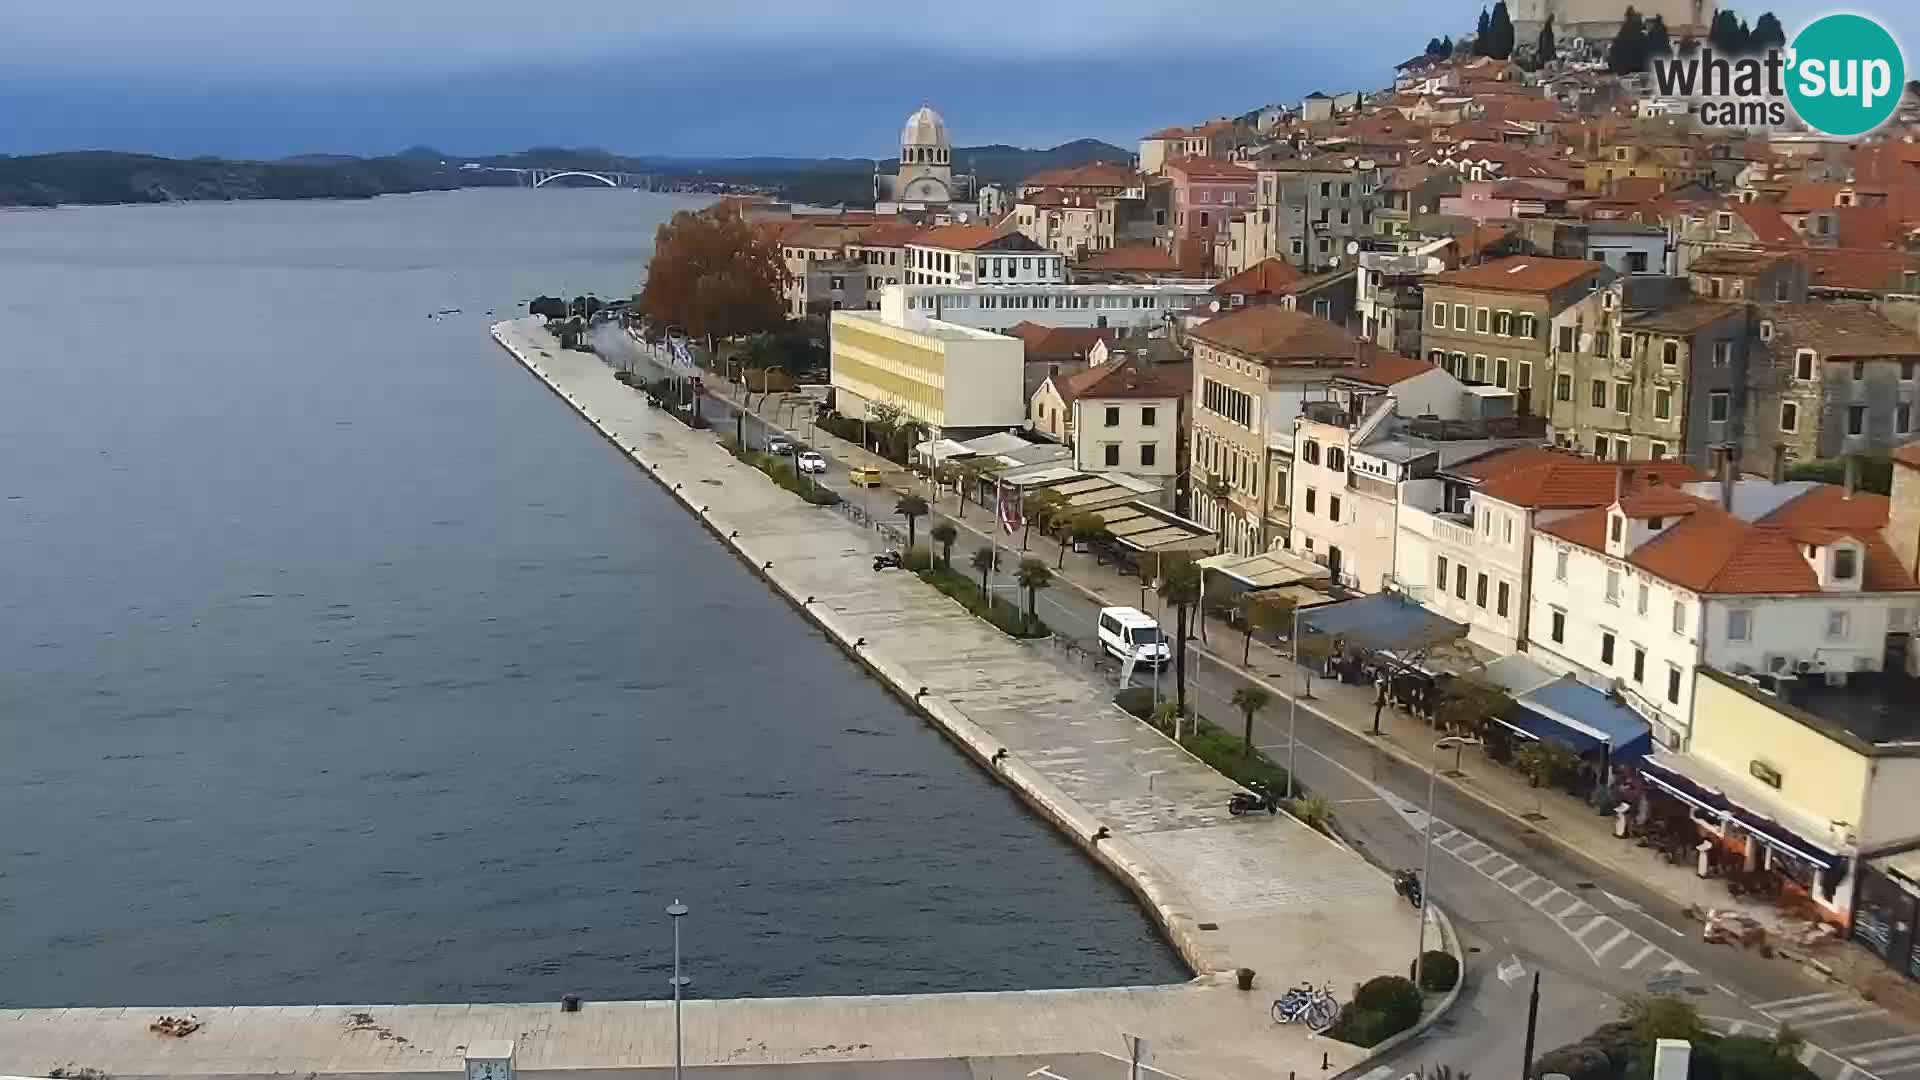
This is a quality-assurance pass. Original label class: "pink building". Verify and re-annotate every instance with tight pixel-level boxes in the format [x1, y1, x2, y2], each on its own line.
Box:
[1438, 179, 1572, 223]
[1164, 158, 1256, 274]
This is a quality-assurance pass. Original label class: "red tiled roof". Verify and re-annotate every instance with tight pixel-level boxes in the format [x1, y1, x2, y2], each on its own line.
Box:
[1734, 204, 1802, 246]
[1542, 485, 1916, 594]
[1777, 182, 1851, 213]
[1448, 446, 1575, 483]
[1803, 247, 1920, 291]
[1490, 180, 1563, 201]
[1477, 460, 1706, 509]
[1430, 254, 1607, 294]
[1060, 358, 1193, 402]
[915, 224, 1006, 251]
[1022, 161, 1141, 190]
[1186, 304, 1358, 362]
[1213, 258, 1305, 296]
[1342, 350, 1438, 387]
[1165, 157, 1257, 182]
[1008, 322, 1118, 362]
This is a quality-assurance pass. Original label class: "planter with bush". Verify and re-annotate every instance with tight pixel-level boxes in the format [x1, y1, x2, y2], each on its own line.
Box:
[1328, 974, 1424, 1048]
[917, 565, 1049, 639]
[732, 447, 841, 506]
[1111, 690, 1298, 802]
[1412, 950, 1458, 991]
[1530, 996, 1816, 1080]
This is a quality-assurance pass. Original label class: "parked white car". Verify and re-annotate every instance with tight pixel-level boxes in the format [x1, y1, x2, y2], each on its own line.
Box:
[797, 451, 828, 474]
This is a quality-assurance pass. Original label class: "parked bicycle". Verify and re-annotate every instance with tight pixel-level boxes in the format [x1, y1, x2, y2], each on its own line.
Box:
[1270, 981, 1339, 1032]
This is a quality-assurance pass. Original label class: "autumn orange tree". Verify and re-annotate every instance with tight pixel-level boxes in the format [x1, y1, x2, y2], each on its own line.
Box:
[638, 207, 790, 350]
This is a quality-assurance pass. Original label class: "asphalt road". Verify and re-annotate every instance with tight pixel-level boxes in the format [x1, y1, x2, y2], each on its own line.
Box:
[677, 372, 1920, 1080]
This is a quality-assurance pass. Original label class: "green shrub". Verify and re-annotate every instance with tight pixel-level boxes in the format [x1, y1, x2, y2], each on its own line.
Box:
[1355, 974, 1424, 1033]
[737, 450, 841, 506]
[1707, 1035, 1821, 1080]
[1115, 687, 1156, 720]
[1533, 1044, 1616, 1080]
[1328, 1005, 1402, 1048]
[1413, 950, 1458, 992]
[1180, 716, 1293, 795]
[917, 567, 1049, 639]
[901, 545, 933, 572]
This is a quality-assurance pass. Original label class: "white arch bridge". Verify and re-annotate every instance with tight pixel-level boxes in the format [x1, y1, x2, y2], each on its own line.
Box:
[460, 165, 660, 190]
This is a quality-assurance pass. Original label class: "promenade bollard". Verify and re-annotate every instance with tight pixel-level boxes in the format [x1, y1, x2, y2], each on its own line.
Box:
[1236, 968, 1255, 991]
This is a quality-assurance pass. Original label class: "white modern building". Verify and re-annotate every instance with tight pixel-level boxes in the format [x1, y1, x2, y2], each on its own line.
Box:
[830, 297, 1025, 432]
[1527, 472, 1920, 749]
[888, 282, 1215, 337]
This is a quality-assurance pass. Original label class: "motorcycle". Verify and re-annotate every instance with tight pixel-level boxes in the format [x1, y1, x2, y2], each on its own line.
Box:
[1227, 785, 1278, 816]
[872, 551, 903, 571]
[1393, 869, 1423, 908]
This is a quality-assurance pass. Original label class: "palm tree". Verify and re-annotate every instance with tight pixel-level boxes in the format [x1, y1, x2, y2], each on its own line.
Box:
[1157, 556, 1202, 717]
[1016, 558, 1054, 622]
[1204, 473, 1233, 553]
[1061, 510, 1107, 570]
[1230, 685, 1271, 758]
[895, 493, 929, 550]
[1294, 633, 1334, 698]
[953, 462, 980, 518]
[969, 547, 998, 597]
[1241, 593, 1296, 666]
[930, 521, 958, 570]
[1023, 488, 1064, 552]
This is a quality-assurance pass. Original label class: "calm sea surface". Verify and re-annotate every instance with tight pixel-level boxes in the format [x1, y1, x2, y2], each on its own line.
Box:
[0, 188, 1183, 1007]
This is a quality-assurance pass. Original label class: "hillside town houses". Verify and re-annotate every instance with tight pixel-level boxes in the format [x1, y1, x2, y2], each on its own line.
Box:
[742, 51, 1920, 976]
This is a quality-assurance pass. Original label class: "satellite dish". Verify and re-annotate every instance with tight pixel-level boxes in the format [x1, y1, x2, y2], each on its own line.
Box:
[1346, 241, 1360, 255]
[1209, 300, 1222, 312]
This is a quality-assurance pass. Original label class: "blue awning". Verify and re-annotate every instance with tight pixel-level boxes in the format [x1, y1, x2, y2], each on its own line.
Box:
[1523, 677, 1653, 760]
[1298, 593, 1465, 653]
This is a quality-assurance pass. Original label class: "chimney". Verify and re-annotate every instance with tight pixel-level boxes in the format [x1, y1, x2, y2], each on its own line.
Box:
[1719, 446, 1736, 511]
[1845, 453, 1860, 500]
[1771, 444, 1788, 485]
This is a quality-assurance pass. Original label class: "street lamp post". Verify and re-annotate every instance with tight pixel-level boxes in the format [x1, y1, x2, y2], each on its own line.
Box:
[1287, 604, 1301, 800]
[666, 900, 690, 1080]
[1414, 736, 1477, 991]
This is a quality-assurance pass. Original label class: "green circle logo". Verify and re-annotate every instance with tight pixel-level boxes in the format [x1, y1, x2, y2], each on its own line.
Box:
[1785, 14, 1905, 137]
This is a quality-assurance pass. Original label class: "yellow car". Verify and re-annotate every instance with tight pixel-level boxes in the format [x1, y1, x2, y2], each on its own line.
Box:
[846, 466, 885, 488]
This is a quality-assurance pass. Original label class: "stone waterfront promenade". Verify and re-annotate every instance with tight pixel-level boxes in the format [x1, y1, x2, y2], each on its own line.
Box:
[0, 321, 1430, 1080]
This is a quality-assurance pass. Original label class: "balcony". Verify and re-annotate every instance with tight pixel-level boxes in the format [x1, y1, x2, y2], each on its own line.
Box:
[1349, 472, 1397, 500]
[1400, 504, 1477, 550]
[1404, 414, 1549, 441]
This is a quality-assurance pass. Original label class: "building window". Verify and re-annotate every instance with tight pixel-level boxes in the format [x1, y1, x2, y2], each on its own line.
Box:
[1518, 314, 1537, 338]
[1497, 581, 1510, 617]
[1827, 610, 1851, 640]
[1595, 436, 1610, 461]
[1660, 340, 1679, 367]
[1556, 550, 1569, 581]
[1794, 349, 1818, 380]
[1558, 325, 1576, 352]
[1780, 401, 1798, 433]
[1727, 608, 1752, 642]
[1495, 311, 1512, 336]
[1476, 573, 1489, 608]
[1329, 495, 1342, 522]
[1655, 389, 1672, 419]
[1637, 582, 1650, 615]
[1454, 304, 1470, 330]
[1591, 379, 1607, 408]
[1904, 361, 1916, 382]
[1141, 406, 1157, 426]
[1551, 607, 1567, 644]
[1601, 630, 1616, 666]
[1456, 564, 1468, 599]
[1496, 358, 1510, 388]
[1104, 444, 1120, 466]
[1328, 447, 1346, 471]
[1667, 664, 1682, 705]
[1714, 341, 1732, 367]
[1474, 355, 1488, 381]
[1651, 441, 1668, 460]
[1716, 211, 1733, 231]
[1606, 568, 1622, 603]
[1615, 382, 1632, 413]
[1615, 436, 1631, 461]
[1438, 555, 1449, 589]
[1306, 488, 1317, 514]
[1849, 405, 1867, 435]
[1899, 403, 1912, 434]
[1302, 439, 1321, 464]
[1104, 406, 1120, 427]
[1621, 335, 1635, 360]
[1432, 301, 1446, 326]
[1709, 391, 1730, 423]
[1519, 361, 1532, 390]
[1594, 331, 1611, 356]
[1672, 599, 1686, 635]
[1556, 373, 1573, 401]
[1835, 546, 1858, 580]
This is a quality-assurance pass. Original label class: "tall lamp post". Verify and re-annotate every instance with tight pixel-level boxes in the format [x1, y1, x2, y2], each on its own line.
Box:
[1414, 736, 1478, 990]
[1286, 604, 1301, 800]
[666, 900, 690, 1080]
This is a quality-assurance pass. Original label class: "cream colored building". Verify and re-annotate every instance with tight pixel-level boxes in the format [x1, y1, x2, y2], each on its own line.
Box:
[830, 294, 1025, 432]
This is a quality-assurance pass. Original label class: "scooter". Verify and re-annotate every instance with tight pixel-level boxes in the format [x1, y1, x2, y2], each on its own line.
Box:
[872, 551, 903, 571]
[1393, 869, 1423, 908]
[1227, 785, 1278, 816]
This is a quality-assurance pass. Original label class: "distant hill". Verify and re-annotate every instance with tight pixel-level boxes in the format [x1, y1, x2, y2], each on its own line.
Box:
[0, 138, 1134, 209]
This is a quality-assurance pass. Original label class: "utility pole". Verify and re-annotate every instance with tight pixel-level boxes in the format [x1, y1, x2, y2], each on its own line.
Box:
[1521, 971, 1542, 1080]
[667, 901, 690, 1080]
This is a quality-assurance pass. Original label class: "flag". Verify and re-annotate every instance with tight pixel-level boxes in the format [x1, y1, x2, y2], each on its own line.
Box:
[996, 481, 1023, 536]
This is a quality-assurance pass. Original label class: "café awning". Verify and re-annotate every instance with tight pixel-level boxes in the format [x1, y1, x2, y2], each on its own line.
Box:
[1638, 751, 1846, 869]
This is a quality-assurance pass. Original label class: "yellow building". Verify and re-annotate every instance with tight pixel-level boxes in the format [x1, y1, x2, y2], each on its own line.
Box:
[829, 294, 1024, 432]
[1638, 668, 1920, 931]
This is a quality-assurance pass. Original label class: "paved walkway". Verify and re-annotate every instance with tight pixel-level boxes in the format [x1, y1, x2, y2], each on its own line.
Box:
[0, 322, 1427, 1080]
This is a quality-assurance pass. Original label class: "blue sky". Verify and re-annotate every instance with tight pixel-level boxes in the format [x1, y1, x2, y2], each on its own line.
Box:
[4, 0, 1914, 159]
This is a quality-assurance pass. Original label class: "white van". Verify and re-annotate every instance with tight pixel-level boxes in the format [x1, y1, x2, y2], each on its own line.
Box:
[1098, 606, 1170, 667]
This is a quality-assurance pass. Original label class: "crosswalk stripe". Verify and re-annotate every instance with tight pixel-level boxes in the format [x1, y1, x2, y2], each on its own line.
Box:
[1855, 1041, 1920, 1066]
[1451, 839, 1485, 858]
[1840, 1035, 1920, 1056]
[1559, 898, 1593, 919]
[1621, 943, 1661, 970]
[1505, 870, 1541, 893]
[1770, 997, 1875, 1022]
[1490, 862, 1524, 884]
[1791, 1006, 1884, 1030]
[1532, 886, 1571, 911]
[1659, 957, 1697, 974]
[1874, 1062, 1920, 1077]
[1466, 850, 1502, 870]
[1760, 991, 1849, 1010]
[1593, 925, 1637, 960]
[1353, 1067, 1394, 1080]
[1573, 915, 1612, 942]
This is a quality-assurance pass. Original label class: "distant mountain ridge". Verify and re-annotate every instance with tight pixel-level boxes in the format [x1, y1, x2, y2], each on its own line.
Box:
[0, 138, 1131, 209]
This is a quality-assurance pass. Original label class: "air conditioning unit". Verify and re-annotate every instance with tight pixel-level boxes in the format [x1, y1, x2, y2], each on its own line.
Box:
[1826, 670, 1850, 688]
[1795, 658, 1827, 675]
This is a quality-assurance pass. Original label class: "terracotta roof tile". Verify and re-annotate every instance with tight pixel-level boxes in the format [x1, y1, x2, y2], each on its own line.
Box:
[1007, 322, 1118, 361]
[1430, 255, 1608, 294]
[1021, 161, 1141, 190]
[1756, 302, 1920, 359]
[1065, 358, 1194, 401]
[1447, 446, 1576, 482]
[1165, 157, 1257, 182]
[1075, 244, 1183, 272]
[1804, 247, 1920, 291]
[1734, 204, 1802, 246]
[1477, 460, 1706, 508]
[915, 224, 1008, 251]
[1213, 258, 1305, 296]
[1186, 305, 1358, 363]
[1342, 350, 1438, 387]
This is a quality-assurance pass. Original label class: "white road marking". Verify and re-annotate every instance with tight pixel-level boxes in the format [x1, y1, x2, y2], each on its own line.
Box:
[1760, 991, 1851, 1010]
[1352, 1067, 1395, 1080]
[1768, 997, 1878, 1023]
[1593, 925, 1637, 960]
[1791, 1007, 1887, 1030]
[1621, 943, 1661, 970]
[1559, 898, 1593, 919]
[1841, 1036, 1920, 1057]
[1853, 1040, 1920, 1067]
[1571, 914, 1612, 941]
